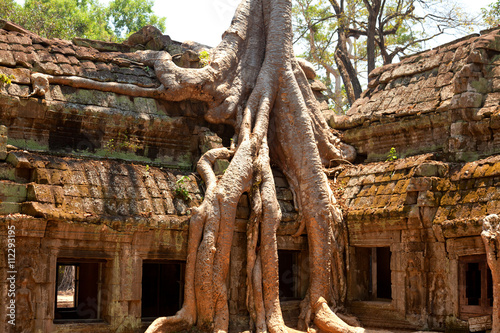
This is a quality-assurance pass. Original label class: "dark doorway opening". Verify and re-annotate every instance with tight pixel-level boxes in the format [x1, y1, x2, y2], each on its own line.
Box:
[376, 247, 392, 299]
[278, 250, 299, 300]
[141, 262, 184, 319]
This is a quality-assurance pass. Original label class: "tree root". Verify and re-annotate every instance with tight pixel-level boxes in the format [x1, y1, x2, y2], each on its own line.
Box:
[143, 0, 374, 332]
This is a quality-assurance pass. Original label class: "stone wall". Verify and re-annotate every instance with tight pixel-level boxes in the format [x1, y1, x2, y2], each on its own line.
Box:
[0, 148, 196, 332]
[0, 22, 233, 171]
[337, 154, 500, 331]
[333, 28, 500, 163]
[1, 16, 500, 333]
[0, 144, 305, 332]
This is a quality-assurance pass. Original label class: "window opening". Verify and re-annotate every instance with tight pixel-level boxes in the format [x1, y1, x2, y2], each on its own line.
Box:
[352, 247, 392, 301]
[459, 255, 493, 319]
[54, 261, 102, 322]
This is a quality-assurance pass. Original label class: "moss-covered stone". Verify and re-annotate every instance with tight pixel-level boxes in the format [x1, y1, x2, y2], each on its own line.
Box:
[0, 181, 27, 202]
[0, 202, 20, 214]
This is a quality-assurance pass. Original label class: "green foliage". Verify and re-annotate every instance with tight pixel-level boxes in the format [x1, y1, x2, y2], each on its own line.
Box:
[0, 0, 21, 22]
[103, 133, 140, 155]
[293, 0, 477, 111]
[0, 0, 165, 41]
[482, 1, 500, 27]
[175, 176, 192, 201]
[199, 50, 210, 68]
[107, 0, 165, 39]
[386, 147, 398, 161]
[0, 73, 15, 87]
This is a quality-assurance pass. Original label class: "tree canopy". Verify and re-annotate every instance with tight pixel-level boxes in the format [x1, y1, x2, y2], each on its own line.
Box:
[293, 0, 477, 112]
[482, 0, 500, 27]
[0, 0, 166, 41]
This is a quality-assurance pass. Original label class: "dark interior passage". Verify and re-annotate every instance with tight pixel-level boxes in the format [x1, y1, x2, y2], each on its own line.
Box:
[377, 247, 392, 299]
[142, 262, 184, 318]
[278, 250, 298, 300]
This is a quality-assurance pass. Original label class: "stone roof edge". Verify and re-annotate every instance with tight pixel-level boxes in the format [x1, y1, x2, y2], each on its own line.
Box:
[0, 19, 40, 38]
[368, 25, 500, 81]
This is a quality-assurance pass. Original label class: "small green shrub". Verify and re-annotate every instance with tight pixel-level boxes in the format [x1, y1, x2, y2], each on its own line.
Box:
[199, 50, 210, 67]
[0, 73, 15, 87]
[103, 133, 140, 154]
[175, 175, 192, 201]
[386, 147, 398, 161]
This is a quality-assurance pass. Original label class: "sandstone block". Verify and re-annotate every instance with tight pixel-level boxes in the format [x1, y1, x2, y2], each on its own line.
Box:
[342, 185, 361, 199]
[0, 66, 30, 84]
[214, 159, 229, 176]
[407, 177, 432, 192]
[468, 316, 492, 332]
[492, 78, 500, 92]
[278, 200, 294, 213]
[21, 201, 53, 218]
[276, 188, 293, 201]
[0, 202, 21, 214]
[0, 50, 15, 66]
[59, 63, 76, 76]
[36, 61, 62, 75]
[373, 195, 391, 207]
[0, 163, 16, 181]
[296, 57, 316, 79]
[0, 181, 27, 202]
[27, 184, 55, 203]
[450, 92, 483, 109]
[236, 205, 250, 219]
[487, 200, 500, 214]
[484, 164, 500, 177]
[472, 164, 491, 178]
[415, 163, 440, 177]
[32, 168, 50, 184]
[470, 203, 488, 217]
[6, 83, 30, 97]
[54, 53, 70, 64]
[417, 190, 438, 207]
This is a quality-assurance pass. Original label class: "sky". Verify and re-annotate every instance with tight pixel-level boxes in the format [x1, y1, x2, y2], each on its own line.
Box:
[159, 0, 495, 47]
[13, 0, 497, 48]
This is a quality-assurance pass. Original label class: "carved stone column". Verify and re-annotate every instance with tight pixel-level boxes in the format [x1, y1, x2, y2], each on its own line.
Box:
[480, 214, 500, 332]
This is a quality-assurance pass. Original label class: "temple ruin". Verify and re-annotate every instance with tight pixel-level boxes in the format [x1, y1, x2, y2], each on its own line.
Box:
[1, 16, 500, 333]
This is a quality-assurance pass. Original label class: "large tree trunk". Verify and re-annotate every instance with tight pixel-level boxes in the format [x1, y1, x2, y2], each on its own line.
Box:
[363, 0, 381, 75]
[143, 0, 361, 332]
[329, 0, 362, 106]
[481, 214, 500, 332]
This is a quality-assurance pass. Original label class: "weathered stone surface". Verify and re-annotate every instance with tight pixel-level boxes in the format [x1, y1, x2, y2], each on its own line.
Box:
[1, 17, 500, 333]
[337, 28, 500, 162]
[0, 49, 15, 66]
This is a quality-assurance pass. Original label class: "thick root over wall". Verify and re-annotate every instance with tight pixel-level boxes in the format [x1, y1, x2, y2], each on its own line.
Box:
[144, 0, 365, 332]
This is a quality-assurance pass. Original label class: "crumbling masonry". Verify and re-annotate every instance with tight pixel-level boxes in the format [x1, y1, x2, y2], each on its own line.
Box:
[1, 19, 500, 332]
